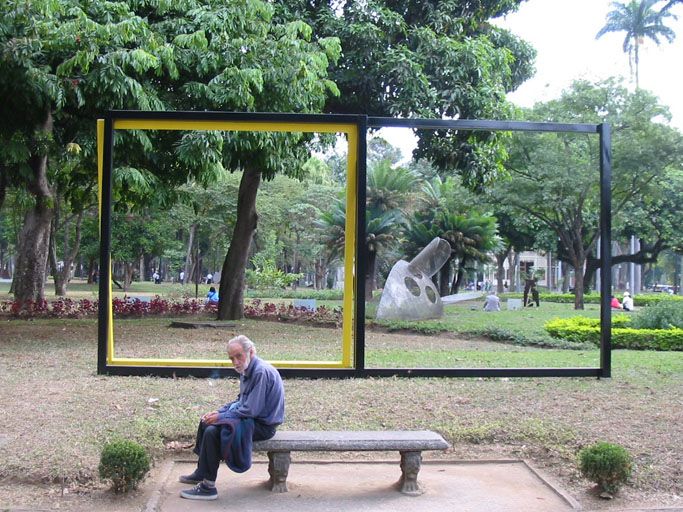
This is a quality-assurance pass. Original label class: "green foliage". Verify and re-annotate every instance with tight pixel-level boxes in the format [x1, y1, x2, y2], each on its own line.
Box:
[372, 319, 591, 349]
[493, 78, 683, 308]
[98, 439, 150, 493]
[246, 258, 302, 289]
[578, 442, 633, 495]
[631, 300, 683, 329]
[278, 0, 536, 188]
[244, 288, 342, 300]
[405, 175, 500, 294]
[545, 316, 683, 350]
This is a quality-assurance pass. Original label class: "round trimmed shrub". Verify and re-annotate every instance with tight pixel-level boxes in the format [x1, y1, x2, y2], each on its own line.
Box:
[578, 442, 633, 495]
[99, 439, 150, 493]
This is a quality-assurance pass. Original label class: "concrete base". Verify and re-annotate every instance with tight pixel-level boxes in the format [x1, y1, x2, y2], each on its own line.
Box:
[156, 459, 580, 512]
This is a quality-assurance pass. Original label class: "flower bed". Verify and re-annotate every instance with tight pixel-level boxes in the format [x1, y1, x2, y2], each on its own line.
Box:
[0, 296, 342, 325]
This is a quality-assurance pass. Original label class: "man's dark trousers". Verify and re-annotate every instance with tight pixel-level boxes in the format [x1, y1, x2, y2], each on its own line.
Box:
[193, 421, 276, 481]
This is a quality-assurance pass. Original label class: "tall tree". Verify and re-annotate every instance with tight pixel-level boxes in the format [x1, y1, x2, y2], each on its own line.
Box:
[320, 160, 418, 297]
[493, 78, 683, 309]
[0, 0, 172, 302]
[596, 0, 676, 88]
[0, 0, 340, 313]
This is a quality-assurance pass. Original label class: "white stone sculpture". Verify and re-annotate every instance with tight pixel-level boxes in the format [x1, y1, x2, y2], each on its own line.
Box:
[376, 237, 451, 320]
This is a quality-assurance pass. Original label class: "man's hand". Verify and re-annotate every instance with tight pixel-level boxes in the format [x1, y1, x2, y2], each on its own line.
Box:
[201, 411, 220, 425]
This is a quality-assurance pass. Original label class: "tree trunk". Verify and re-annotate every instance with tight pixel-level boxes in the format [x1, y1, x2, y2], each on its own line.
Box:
[123, 262, 135, 291]
[366, 248, 377, 299]
[217, 167, 261, 320]
[48, 217, 66, 296]
[12, 111, 54, 304]
[87, 257, 97, 284]
[573, 257, 585, 310]
[314, 257, 325, 290]
[0, 163, 6, 211]
[48, 201, 83, 296]
[495, 249, 510, 293]
[438, 258, 451, 297]
[451, 260, 465, 294]
[183, 223, 196, 285]
[634, 38, 640, 89]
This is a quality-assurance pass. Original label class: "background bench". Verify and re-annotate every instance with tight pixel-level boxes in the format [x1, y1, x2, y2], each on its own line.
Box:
[253, 430, 450, 495]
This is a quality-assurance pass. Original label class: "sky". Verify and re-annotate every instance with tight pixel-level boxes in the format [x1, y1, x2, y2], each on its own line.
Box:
[383, 0, 683, 160]
[495, 0, 683, 129]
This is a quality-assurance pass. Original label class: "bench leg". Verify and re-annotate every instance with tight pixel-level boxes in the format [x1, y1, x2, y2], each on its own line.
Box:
[267, 451, 290, 493]
[398, 451, 423, 495]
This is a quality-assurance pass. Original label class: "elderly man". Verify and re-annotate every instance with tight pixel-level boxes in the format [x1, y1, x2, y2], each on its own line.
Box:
[179, 335, 284, 501]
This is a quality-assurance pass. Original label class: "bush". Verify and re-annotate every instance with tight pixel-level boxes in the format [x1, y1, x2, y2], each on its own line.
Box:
[544, 316, 683, 350]
[631, 300, 683, 330]
[244, 288, 343, 300]
[99, 439, 150, 493]
[579, 442, 633, 495]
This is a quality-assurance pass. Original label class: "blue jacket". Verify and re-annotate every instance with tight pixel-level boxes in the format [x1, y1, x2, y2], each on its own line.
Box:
[217, 356, 285, 426]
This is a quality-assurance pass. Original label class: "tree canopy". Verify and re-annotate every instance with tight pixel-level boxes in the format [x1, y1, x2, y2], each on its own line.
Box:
[493, 78, 683, 308]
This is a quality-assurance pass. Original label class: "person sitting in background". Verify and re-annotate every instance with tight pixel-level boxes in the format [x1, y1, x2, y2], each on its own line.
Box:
[622, 291, 634, 311]
[483, 291, 501, 312]
[206, 286, 219, 304]
[610, 295, 622, 309]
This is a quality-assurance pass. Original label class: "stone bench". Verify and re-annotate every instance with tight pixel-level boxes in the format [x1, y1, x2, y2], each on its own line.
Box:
[253, 430, 450, 495]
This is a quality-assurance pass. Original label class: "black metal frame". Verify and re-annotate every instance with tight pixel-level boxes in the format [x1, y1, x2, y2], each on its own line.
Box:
[98, 111, 611, 379]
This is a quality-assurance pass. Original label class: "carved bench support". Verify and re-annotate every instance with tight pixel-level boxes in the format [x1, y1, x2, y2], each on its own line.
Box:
[267, 451, 291, 493]
[398, 451, 423, 495]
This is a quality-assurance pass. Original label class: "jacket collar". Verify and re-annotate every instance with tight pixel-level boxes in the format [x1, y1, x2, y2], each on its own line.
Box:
[242, 355, 260, 381]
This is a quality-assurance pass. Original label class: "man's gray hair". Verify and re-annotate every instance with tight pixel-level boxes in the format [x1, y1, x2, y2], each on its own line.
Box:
[228, 334, 256, 353]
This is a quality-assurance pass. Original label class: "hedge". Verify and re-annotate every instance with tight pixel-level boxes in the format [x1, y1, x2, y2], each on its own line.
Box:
[545, 316, 683, 351]
[244, 288, 343, 300]
[505, 292, 683, 306]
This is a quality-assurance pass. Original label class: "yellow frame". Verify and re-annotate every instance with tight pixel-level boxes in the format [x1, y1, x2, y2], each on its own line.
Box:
[98, 118, 358, 369]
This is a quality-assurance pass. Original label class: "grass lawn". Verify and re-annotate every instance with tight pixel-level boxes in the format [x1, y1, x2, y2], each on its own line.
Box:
[1, 285, 681, 509]
[0, 314, 681, 511]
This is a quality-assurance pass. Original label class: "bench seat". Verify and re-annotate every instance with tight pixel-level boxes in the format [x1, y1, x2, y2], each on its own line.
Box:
[253, 430, 449, 495]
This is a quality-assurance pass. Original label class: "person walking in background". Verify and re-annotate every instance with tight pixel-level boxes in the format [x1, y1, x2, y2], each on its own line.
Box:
[526, 283, 540, 307]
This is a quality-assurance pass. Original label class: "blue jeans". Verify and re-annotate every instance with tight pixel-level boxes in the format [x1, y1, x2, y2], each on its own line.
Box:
[192, 420, 276, 482]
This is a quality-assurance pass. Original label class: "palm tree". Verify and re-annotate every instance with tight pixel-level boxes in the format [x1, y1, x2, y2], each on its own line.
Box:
[660, 0, 682, 12]
[596, 0, 676, 88]
[319, 159, 419, 298]
[319, 198, 405, 298]
[405, 177, 501, 295]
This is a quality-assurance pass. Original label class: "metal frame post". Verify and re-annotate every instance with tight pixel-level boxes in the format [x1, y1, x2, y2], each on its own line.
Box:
[599, 123, 612, 378]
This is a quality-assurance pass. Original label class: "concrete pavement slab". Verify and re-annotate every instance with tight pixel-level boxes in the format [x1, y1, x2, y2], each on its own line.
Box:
[151, 459, 580, 512]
